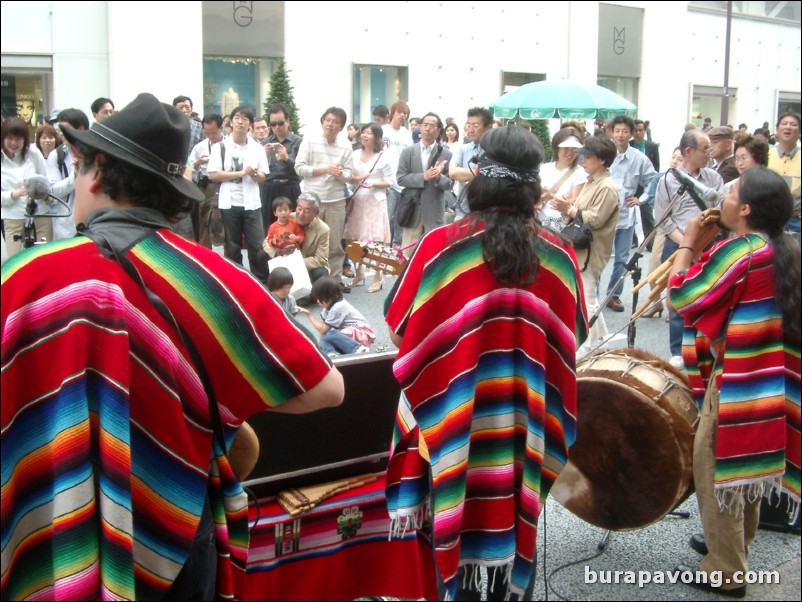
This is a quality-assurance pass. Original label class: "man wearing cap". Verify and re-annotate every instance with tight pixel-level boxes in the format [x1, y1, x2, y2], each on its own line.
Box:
[0, 93, 343, 600]
[709, 126, 739, 184]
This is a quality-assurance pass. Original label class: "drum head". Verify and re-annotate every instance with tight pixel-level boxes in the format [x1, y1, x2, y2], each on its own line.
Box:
[551, 352, 696, 531]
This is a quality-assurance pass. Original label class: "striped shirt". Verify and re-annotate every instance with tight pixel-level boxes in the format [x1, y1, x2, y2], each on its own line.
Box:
[294, 134, 353, 202]
[654, 165, 723, 237]
[1, 219, 331, 600]
[384, 221, 587, 599]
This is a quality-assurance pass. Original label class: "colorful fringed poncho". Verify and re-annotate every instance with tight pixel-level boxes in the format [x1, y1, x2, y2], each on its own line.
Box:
[669, 233, 801, 516]
[1, 209, 332, 600]
[384, 222, 588, 599]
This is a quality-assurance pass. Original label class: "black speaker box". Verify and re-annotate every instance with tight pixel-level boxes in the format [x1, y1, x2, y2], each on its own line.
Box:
[759, 490, 801, 534]
[243, 351, 401, 498]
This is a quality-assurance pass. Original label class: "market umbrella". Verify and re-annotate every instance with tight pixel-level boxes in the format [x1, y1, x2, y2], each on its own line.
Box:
[491, 79, 637, 120]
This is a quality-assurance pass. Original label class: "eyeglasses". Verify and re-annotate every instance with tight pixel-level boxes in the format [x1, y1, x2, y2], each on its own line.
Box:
[270, 120, 286, 127]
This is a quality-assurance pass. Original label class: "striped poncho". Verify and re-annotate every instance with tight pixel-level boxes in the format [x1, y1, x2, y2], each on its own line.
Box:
[669, 233, 801, 516]
[1, 210, 331, 600]
[384, 221, 588, 599]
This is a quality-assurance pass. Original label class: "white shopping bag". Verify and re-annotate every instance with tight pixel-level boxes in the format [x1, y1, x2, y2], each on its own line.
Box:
[267, 249, 312, 298]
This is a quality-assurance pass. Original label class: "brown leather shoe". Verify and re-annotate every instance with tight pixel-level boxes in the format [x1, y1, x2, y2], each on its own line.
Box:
[606, 297, 625, 312]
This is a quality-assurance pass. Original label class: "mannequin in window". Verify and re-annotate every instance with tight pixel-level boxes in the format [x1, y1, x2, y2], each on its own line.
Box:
[221, 87, 240, 118]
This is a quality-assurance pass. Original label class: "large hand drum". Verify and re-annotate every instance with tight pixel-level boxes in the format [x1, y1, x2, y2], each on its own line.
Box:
[551, 348, 697, 531]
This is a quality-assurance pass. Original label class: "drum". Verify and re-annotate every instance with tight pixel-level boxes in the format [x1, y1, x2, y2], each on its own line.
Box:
[551, 348, 697, 531]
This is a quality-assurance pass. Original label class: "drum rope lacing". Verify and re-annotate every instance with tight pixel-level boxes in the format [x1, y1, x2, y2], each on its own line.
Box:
[581, 352, 692, 404]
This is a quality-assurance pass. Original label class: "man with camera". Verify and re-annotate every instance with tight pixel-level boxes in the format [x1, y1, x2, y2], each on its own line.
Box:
[189, 113, 226, 248]
[261, 103, 303, 230]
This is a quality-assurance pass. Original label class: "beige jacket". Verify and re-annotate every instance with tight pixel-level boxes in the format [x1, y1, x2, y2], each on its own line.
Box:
[566, 170, 620, 277]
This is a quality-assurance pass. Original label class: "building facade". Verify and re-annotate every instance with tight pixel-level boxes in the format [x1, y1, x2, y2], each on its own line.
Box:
[2, 1, 799, 170]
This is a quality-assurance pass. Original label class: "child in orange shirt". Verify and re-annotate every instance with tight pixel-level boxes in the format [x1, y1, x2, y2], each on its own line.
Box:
[263, 196, 305, 255]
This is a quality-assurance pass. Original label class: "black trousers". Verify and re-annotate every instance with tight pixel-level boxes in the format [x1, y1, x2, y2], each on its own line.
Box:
[260, 180, 302, 233]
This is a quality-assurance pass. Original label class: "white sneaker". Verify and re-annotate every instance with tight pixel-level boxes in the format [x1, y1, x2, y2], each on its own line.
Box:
[355, 345, 370, 354]
[669, 355, 685, 370]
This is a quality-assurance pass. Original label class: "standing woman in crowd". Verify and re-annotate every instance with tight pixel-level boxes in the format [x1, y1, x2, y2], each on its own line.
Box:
[443, 122, 461, 152]
[343, 123, 394, 292]
[347, 123, 361, 150]
[538, 126, 587, 231]
[552, 136, 620, 359]
[669, 167, 800, 598]
[35, 123, 60, 160]
[2, 116, 51, 255]
[384, 125, 587, 600]
[726, 133, 770, 191]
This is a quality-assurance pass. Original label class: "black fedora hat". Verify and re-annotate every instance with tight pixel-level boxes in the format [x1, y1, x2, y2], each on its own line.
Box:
[61, 92, 204, 202]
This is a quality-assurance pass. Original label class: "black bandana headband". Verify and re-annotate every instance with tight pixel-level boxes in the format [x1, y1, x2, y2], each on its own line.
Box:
[477, 157, 539, 183]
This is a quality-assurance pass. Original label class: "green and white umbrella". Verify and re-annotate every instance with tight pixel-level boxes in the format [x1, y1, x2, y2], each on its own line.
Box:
[491, 79, 637, 120]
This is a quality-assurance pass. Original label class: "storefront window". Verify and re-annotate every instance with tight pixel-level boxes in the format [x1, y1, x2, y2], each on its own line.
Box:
[352, 65, 408, 125]
[2, 72, 49, 138]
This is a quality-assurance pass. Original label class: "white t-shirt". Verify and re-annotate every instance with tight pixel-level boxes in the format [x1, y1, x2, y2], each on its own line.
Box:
[381, 124, 413, 192]
[538, 162, 587, 229]
[207, 136, 269, 210]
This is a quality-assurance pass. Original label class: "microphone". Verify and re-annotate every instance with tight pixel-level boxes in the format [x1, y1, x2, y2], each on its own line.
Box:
[23, 175, 70, 218]
[670, 168, 720, 211]
[25, 174, 52, 201]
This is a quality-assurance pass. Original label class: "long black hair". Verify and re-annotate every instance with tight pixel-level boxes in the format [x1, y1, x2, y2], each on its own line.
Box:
[462, 125, 544, 286]
[739, 167, 800, 339]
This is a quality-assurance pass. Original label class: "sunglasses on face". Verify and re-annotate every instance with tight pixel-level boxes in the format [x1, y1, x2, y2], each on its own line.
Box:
[270, 120, 286, 127]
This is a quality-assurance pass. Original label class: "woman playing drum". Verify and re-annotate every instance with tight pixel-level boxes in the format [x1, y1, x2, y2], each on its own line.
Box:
[668, 167, 801, 598]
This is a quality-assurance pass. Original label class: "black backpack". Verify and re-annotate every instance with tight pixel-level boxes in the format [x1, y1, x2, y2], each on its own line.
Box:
[55, 145, 69, 179]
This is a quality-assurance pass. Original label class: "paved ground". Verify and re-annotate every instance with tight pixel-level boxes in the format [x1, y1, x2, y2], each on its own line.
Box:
[246, 239, 801, 600]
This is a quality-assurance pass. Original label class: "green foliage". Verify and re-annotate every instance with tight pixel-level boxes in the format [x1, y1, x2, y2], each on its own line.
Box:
[264, 60, 302, 134]
[528, 120, 553, 162]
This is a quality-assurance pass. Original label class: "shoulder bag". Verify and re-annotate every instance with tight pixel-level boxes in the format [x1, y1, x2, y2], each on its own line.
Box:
[561, 209, 592, 271]
[345, 151, 383, 217]
[395, 144, 443, 228]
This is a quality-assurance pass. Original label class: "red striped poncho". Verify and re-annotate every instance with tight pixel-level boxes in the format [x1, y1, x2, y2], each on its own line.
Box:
[384, 221, 587, 599]
[669, 233, 801, 515]
[1, 224, 331, 600]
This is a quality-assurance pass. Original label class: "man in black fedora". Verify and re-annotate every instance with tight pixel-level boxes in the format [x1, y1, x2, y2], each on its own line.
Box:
[0, 92, 343, 601]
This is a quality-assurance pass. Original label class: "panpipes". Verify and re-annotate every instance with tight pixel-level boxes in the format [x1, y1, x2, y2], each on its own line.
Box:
[277, 473, 378, 516]
[632, 210, 721, 319]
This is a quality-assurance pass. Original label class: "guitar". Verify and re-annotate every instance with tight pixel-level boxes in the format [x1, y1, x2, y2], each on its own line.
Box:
[345, 241, 405, 276]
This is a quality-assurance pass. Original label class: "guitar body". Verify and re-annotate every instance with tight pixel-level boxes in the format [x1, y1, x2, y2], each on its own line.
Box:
[345, 241, 405, 276]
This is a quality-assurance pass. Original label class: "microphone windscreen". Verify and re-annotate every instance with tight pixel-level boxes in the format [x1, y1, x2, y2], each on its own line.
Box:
[25, 174, 51, 200]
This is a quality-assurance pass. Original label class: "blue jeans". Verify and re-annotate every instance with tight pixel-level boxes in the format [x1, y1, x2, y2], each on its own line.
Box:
[320, 329, 361, 355]
[606, 225, 635, 299]
[387, 188, 403, 247]
[662, 237, 684, 357]
[221, 207, 266, 281]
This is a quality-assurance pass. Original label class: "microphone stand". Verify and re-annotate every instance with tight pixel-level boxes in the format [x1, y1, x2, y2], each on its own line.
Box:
[588, 186, 690, 349]
[20, 199, 39, 249]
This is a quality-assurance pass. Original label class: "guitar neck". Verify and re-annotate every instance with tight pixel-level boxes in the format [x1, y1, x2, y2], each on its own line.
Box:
[345, 242, 405, 276]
